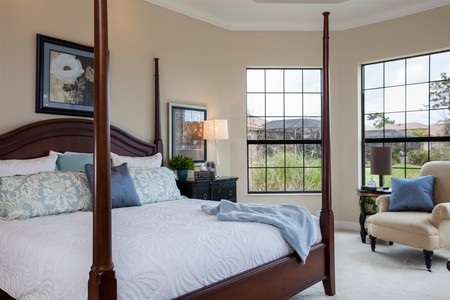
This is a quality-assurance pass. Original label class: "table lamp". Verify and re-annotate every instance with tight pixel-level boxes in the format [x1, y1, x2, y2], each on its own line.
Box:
[203, 119, 228, 177]
[370, 146, 392, 188]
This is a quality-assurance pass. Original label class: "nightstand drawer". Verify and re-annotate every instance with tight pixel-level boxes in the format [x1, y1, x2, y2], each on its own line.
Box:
[177, 176, 238, 202]
[193, 185, 210, 200]
[212, 182, 236, 202]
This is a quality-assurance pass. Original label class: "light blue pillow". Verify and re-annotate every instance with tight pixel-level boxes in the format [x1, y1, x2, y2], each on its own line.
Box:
[129, 167, 184, 204]
[57, 154, 93, 171]
[0, 171, 91, 220]
[388, 175, 435, 212]
[84, 163, 141, 209]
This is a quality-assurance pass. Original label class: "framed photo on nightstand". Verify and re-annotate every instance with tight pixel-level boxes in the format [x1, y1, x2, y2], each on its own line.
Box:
[205, 161, 216, 177]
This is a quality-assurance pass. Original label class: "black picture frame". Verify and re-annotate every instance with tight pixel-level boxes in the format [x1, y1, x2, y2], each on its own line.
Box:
[168, 103, 207, 163]
[36, 34, 94, 117]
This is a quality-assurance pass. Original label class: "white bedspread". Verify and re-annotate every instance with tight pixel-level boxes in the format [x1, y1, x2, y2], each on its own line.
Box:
[0, 199, 321, 300]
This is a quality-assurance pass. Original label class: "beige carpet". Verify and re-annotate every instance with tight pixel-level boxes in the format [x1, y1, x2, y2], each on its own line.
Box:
[291, 230, 450, 300]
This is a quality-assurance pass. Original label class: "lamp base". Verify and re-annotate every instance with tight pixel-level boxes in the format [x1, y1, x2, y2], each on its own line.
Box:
[215, 166, 221, 178]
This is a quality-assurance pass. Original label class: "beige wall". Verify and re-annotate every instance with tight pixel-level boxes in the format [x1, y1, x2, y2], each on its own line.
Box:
[1, 1, 449, 222]
[0, 0, 231, 166]
[228, 6, 450, 221]
[333, 6, 450, 223]
[228, 30, 325, 213]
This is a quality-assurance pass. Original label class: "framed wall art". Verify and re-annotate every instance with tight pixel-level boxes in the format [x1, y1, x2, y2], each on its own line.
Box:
[36, 34, 94, 117]
[169, 103, 207, 163]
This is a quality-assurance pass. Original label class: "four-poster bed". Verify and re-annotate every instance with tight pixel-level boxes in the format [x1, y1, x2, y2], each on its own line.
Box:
[0, 1, 334, 298]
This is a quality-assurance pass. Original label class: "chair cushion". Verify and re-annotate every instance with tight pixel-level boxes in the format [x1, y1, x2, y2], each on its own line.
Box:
[367, 211, 440, 250]
[388, 175, 435, 212]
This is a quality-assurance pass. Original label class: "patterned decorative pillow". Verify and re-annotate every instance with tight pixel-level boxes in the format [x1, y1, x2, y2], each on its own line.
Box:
[388, 175, 435, 212]
[0, 171, 91, 220]
[111, 152, 162, 168]
[84, 163, 141, 209]
[129, 167, 184, 204]
[0, 153, 58, 177]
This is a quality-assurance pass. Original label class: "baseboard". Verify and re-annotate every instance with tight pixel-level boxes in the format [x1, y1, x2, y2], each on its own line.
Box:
[335, 221, 359, 232]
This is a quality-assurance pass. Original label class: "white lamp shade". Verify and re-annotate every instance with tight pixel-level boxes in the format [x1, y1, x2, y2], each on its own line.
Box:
[203, 119, 228, 140]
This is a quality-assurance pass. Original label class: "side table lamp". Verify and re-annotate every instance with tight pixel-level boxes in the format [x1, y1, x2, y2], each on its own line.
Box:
[370, 146, 392, 188]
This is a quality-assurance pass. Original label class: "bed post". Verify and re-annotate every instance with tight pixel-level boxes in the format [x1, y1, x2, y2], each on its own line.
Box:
[88, 0, 117, 299]
[320, 11, 336, 296]
[154, 58, 163, 156]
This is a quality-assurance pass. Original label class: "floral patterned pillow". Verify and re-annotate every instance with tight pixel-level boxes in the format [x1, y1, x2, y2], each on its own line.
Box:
[129, 167, 184, 204]
[0, 171, 91, 220]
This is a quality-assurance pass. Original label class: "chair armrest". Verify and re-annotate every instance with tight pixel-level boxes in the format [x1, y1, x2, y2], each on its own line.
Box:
[430, 202, 450, 227]
[376, 195, 391, 212]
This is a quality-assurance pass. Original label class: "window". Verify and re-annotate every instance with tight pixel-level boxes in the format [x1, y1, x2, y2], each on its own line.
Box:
[246, 68, 322, 193]
[362, 51, 450, 186]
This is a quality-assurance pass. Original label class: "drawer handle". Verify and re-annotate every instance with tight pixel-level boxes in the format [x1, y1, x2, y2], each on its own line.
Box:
[228, 190, 233, 196]
[217, 189, 221, 194]
[202, 193, 208, 200]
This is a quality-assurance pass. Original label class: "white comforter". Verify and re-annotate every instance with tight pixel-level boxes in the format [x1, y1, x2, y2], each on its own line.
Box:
[0, 199, 321, 300]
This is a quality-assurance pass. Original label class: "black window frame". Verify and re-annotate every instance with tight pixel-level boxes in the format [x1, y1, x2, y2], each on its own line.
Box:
[361, 50, 450, 186]
[246, 67, 323, 194]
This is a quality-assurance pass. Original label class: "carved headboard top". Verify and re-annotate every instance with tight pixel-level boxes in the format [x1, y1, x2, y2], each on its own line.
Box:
[0, 118, 161, 160]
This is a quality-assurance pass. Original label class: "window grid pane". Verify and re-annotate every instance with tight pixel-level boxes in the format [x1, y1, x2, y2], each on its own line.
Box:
[362, 50, 450, 186]
[247, 68, 322, 193]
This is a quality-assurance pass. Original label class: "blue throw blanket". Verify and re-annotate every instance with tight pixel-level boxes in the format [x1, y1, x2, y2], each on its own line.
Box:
[201, 200, 315, 262]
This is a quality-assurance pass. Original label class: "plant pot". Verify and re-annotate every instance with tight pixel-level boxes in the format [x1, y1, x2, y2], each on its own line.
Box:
[177, 169, 188, 181]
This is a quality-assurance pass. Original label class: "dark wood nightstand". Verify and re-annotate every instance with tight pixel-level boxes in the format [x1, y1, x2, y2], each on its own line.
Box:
[357, 188, 391, 243]
[177, 176, 238, 202]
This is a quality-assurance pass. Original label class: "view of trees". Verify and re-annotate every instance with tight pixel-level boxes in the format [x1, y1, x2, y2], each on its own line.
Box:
[366, 113, 395, 129]
[429, 72, 450, 135]
[363, 53, 450, 185]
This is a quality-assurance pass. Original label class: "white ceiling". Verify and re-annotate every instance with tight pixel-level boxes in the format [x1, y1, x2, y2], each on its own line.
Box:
[145, 0, 450, 31]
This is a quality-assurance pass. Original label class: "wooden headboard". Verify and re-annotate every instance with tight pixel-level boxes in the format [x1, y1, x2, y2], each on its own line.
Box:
[0, 118, 162, 160]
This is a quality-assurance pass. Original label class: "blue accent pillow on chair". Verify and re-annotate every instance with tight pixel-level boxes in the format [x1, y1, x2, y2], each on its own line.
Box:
[388, 175, 435, 212]
[84, 163, 141, 209]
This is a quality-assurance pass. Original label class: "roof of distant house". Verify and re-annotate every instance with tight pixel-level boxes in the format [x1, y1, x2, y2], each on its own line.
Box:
[266, 118, 321, 130]
[384, 122, 428, 130]
[365, 129, 417, 138]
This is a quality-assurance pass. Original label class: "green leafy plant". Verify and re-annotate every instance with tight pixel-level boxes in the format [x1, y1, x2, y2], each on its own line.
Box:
[407, 149, 428, 165]
[168, 154, 195, 170]
[359, 197, 378, 214]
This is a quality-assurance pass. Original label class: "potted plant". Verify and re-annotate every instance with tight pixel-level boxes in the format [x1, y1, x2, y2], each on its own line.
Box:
[168, 154, 195, 181]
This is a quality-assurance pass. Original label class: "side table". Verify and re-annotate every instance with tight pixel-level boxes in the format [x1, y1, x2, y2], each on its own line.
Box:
[357, 188, 391, 243]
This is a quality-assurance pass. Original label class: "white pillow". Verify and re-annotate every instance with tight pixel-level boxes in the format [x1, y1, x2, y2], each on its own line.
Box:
[0, 153, 58, 177]
[111, 152, 162, 168]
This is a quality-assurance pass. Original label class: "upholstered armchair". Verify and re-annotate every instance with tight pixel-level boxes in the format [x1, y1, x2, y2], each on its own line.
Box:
[367, 161, 450, 271]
